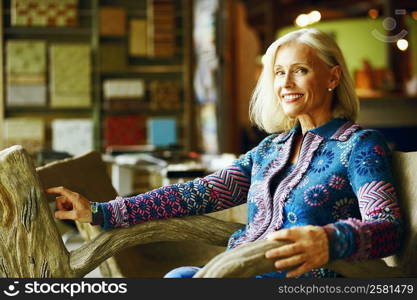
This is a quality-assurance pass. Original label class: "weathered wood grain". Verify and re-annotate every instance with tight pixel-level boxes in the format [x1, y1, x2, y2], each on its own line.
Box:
[0, 146, 73, 277]
[194, 239, 408, 278]
[70, 215, 241, 277]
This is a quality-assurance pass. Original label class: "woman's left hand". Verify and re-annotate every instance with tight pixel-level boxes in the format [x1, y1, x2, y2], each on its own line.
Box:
[265, 225, 329, 277]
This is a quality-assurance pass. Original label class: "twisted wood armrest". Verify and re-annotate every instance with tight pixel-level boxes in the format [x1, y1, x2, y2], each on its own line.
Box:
[70, 215, 242, 277]
[194, 238, 408, 278]
[72, 214, 407, 278]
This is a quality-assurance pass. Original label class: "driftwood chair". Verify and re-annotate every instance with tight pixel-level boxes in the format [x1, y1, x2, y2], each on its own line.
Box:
[0, 145, 416, 278]
[36, 150, 229, 277]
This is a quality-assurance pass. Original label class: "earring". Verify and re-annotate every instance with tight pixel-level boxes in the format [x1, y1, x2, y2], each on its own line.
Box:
[328, 87, 332, 92]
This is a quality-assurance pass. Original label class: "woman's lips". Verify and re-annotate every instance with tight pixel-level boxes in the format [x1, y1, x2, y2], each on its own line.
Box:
[282, 93, 304, 103]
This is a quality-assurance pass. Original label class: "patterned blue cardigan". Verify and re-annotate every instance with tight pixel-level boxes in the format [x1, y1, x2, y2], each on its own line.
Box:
[91, 118, 403, 276]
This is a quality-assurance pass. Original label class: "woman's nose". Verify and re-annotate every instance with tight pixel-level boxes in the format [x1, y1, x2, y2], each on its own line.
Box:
[283, 73, 294, 88]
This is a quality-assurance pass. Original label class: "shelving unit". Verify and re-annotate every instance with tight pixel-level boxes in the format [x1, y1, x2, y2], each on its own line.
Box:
[0, 0, 97, 156]
[0, 0, 194, 160]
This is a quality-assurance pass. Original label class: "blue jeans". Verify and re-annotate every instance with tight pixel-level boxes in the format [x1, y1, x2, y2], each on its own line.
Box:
[163, 266, 284, 278]
[163, 266, 342, 278]
[163, 266, 202, 278]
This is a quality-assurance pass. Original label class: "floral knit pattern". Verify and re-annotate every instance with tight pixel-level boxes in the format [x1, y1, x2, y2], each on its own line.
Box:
[311, 149, 334, 173]
[323, 129, 402, 261]
[329, 174, 347, 190]
[93, 166, 250, 229]
[304, 184, 330, 207]
[91, 118, 403, 278]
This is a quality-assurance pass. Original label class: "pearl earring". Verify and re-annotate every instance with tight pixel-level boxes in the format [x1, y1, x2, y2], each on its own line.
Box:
[328, 87, 332, 92]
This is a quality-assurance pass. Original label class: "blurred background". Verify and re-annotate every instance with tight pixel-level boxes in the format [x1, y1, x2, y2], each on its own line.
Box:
[0, 0, 416, 195]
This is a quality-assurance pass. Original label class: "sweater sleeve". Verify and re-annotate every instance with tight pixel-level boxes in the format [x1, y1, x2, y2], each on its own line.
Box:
[323, 130, 403, 261]
[90, 148, 255, 229]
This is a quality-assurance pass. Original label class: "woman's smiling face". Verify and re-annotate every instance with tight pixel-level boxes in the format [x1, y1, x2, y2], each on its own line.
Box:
[273, 42, 337, 122]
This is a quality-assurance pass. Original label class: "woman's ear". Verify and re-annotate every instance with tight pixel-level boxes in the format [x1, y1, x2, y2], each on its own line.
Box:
[329, 65, 341, 89]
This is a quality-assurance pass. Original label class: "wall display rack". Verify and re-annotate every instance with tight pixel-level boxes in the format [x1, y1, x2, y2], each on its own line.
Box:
[0, 0, 194, 161]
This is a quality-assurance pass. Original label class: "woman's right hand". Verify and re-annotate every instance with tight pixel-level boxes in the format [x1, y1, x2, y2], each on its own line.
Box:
[46, 186, 92, 223]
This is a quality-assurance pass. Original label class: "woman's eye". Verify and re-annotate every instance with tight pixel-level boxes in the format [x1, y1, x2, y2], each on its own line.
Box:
[275, 70, 285, 76]
[295, 68, 308, 74]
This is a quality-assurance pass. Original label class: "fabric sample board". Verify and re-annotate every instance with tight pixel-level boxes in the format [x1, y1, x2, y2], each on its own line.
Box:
[104, 116, 146, 149]
[147, 117, 177, 147]
[6, 40, 47, 106]
[99, 6, 126, 36]
[103, 79, 145, 99]
[50, 44, 91, 107]
[99, 44, 127, 72]
[3, 118, 45, 154]
[11, 0, 78, 27]
[129, 19, 148, 56]
[149, 80, 180, 110]
[6, 85, 47, 106]
[52, 119, 93, 156]
[147, 0, 176, 57]
[6, 40, 46, 74]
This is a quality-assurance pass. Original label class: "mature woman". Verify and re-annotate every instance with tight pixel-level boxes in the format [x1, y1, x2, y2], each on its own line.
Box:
[48, 28, 403, 278]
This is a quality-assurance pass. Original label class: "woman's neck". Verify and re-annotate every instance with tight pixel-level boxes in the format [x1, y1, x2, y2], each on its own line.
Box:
[298, 113, 333, 135]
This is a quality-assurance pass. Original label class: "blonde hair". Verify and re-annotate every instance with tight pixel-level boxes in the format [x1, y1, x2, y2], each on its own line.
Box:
[249, 28, 359, 132]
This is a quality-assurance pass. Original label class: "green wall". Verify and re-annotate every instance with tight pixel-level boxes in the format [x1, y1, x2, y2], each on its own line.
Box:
[277, 17, 417, 77]
[406, 17, 417, 76]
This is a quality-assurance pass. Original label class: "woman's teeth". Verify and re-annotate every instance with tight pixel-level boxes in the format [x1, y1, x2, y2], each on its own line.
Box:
[283, 94, 303, 101]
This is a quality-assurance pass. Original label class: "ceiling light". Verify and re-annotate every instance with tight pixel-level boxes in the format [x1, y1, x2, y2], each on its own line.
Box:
[397, 39, 408, 51]
[309, 10, 321, 23]
[295, 14, 310, 27]
[295, 10, 321, 27]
